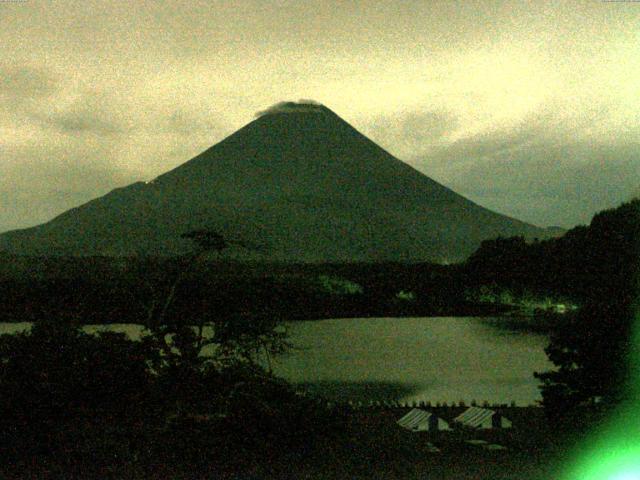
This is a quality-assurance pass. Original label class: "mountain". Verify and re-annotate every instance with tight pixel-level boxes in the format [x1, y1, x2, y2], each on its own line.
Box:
[0, 102, 557, 262]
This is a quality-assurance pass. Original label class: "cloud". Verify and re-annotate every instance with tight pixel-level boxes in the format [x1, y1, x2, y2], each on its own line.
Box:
[409, 114, 640, 228]
[0, 65, 58, 104]
[38, 89, 140, 137]
[362, 109, 459, 159]
[0, 142, 139, 233]
[398, 111, 459, 145]
[254, 100, 325, 118]
[360, 103, 638, 228]
[48, 109, 125, 135]
[161, 108, 223, 137]
[0, 78, 231, 233]
[0, 73, 130, 142]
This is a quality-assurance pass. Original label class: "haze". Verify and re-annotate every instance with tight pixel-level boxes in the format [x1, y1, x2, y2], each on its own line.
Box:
[1, 0, 639, 233]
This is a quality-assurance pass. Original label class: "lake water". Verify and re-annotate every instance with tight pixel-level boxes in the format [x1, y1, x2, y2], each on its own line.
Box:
[0, 317, 552, 406]
[272, 317, 552, 405]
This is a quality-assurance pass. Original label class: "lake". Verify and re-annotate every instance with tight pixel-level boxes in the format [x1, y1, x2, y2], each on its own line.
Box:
[272, 317, 553, 405]
[0, 317, 552, 406]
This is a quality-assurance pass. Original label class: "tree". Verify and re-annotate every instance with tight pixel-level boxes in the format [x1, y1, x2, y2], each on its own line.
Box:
[534, 199, 639, 428]
[141, 229, 290, 416]
[0, 319, 154, 464]
[534, 302, 633, 424]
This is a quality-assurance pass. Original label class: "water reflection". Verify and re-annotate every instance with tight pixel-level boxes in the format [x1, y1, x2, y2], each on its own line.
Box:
[294, 381, 423, 402]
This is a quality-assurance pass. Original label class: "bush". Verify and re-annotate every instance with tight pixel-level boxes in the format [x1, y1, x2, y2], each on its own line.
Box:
[0, 320, 154, 465]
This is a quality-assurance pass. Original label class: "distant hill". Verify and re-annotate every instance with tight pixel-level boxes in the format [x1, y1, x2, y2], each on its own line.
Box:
[0, 102, 558, 262]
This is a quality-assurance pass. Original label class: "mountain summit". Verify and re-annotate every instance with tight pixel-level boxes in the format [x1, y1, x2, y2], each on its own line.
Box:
[0, 102, 554, 261]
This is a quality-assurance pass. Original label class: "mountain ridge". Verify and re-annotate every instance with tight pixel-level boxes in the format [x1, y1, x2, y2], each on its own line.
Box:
[0, 102, 558, 262]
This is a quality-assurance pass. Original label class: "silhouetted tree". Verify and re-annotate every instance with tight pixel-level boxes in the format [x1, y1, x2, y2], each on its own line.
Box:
[0, 319, 154, 466]
[534, 199, 639, 428]
[142, 229, 289, 416]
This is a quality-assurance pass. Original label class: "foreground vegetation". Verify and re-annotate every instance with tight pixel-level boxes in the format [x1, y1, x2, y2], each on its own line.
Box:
[0, 318, 332, 479]
[0, 199, 637, 478]
[0, 316, 575, 480]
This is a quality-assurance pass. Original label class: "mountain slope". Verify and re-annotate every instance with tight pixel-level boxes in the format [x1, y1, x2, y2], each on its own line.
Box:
[0, 102, 555, 262]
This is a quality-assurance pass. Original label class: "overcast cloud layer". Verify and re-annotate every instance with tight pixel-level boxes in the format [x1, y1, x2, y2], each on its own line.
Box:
[1, 0, 639, 232]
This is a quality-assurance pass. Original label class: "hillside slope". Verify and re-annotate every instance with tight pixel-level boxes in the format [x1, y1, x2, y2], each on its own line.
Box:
[0, 102, 554, 261]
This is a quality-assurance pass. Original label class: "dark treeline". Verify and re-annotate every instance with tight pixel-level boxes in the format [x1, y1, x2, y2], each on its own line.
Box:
[463, 199, 639, 305]
[3, 195, 638, 327]
[0, 259, 488, 326]
[455, 199, 640, 444]
[1, 200, 637, 326]
[516, 199, 639, 430]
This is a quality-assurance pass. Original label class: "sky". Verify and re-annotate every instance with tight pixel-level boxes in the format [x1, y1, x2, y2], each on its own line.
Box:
[1, 0, 639, 233]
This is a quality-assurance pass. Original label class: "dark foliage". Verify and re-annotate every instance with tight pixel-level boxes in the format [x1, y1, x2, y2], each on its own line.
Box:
[464, 199, 639, 428]
[0, 230, 315, 477]
[529, 199, 639, 427]
[534, 301, 634, 429]
[0, 259, 479, 326]
[464, 199, 640, 303]
[0, 319, 331, 478]
[0, 320, 155, 469]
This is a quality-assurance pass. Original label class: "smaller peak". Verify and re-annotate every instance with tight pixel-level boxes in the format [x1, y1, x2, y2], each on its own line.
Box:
[254, 100, 329, 118]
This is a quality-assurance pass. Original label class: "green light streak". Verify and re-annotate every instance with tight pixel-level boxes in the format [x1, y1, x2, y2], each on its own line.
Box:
[562, 304, 640, 480]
